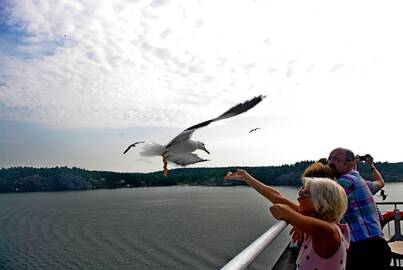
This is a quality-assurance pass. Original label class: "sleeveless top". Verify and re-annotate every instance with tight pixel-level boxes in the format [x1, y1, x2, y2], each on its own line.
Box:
[296, 224, 350, 270]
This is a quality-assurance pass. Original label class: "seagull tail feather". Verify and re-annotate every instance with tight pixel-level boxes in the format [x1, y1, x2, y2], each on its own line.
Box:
[140, 143, 165, 157]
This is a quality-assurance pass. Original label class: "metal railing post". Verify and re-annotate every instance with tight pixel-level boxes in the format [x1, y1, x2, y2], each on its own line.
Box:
[221, 220, 288, 270]
[394, 208, 403, 241]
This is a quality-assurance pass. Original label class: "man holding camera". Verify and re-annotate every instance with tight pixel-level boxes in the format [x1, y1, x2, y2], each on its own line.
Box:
[327, 147, 391, 269]
[355, 153, 385, 194]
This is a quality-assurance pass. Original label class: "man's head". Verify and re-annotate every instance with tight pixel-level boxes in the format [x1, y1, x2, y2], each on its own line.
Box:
[327, 147, 355, 178]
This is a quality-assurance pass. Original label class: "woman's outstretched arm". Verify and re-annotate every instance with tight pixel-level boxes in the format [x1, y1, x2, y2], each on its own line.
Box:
[224, 169, 299, 211]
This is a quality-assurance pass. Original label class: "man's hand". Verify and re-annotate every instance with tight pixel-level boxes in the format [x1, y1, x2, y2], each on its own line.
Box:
[355, 154, 374, 167]
[364, 154, 374, 167]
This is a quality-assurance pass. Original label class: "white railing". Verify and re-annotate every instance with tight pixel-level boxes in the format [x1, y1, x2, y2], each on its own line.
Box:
[220, 220, 289, 270]
[221, 201, 403, 270]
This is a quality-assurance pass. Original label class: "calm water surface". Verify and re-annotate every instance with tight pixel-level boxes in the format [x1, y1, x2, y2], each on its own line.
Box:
[1, 183, 402, 270]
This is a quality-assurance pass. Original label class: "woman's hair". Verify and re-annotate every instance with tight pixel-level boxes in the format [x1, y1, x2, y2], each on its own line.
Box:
[302, 162, 334, 179]
[302, 177, 347, 223]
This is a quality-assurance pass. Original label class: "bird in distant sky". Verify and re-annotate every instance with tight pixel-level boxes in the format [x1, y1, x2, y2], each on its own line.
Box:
[123, 141, 146, 154]
[123, 95, 266, 176]
[249, 127, 260, 133]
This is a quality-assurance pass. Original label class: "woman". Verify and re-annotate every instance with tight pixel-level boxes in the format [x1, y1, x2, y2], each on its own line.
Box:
[225, 168, 349, 270]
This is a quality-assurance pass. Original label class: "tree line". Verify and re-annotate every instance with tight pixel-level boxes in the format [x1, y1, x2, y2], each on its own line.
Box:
[0, 161, 402, 192]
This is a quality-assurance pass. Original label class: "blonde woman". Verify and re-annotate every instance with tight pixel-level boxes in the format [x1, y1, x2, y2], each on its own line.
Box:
[225, 170, 349, 270]
[271, 178, 348, 270]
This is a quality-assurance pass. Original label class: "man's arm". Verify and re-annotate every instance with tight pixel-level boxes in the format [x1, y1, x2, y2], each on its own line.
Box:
[366, 155, 385, 191]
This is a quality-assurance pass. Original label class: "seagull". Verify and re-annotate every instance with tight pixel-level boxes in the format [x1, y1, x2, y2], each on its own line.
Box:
[123, 141, 146, 154]
[249, 127, 260, 133]
[123, 95, 265, 176]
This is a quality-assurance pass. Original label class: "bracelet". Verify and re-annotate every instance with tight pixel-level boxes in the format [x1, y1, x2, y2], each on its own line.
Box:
[370, 166, 376, 172]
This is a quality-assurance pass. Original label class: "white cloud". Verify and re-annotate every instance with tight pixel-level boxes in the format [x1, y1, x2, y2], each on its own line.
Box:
[0, 0, 292, 128]
[1, 0, 403, 171]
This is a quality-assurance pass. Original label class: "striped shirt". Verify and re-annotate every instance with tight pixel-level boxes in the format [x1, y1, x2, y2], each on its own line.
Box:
[337, 170, 383, 243]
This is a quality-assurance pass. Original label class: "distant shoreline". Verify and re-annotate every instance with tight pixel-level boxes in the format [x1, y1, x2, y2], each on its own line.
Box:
[1, 162, 403, 193]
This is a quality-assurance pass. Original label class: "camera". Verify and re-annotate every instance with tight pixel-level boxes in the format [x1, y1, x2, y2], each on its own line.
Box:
[358, 154, 373, 161]
[358, 155, 367, 161]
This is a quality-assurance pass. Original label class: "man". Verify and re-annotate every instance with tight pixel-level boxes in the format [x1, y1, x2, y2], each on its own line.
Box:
[327, 147, 391, 269]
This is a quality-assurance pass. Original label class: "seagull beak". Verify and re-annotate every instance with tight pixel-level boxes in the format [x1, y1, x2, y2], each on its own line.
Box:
[202, 146, 210, 154]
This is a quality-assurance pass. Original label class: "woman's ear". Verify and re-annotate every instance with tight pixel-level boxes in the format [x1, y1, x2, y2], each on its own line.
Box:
[314, 204, 323, 218]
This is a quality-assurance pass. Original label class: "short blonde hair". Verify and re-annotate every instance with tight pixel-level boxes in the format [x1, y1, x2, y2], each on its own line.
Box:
[302, 177, 347, 223]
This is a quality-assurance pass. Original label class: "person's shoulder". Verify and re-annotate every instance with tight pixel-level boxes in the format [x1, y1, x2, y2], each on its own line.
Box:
[338, 172, 355, 182]
[337, 172, 356, 190]
[347, 170, 362, 178]
[336, 223, 350, 248]
[341, 171, 363, 182]
[337, 223, 349, 235]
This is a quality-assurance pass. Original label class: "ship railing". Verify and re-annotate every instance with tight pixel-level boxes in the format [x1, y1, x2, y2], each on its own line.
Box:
[220, 220, 288, 270]
[221, 201, 403, 270]
[377, 201, 403, 268]
[377, 201, 403, 241]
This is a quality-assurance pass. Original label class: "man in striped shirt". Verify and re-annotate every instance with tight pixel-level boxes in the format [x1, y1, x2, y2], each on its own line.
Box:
[327, 147, 391, 269]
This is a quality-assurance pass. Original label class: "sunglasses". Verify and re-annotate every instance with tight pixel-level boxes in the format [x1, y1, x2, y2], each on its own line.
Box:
[298, 187, 311, 200]
[327, 156, 353, 163]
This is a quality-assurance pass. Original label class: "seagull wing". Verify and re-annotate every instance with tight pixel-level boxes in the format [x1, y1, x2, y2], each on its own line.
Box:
[249, 127, 260, 133]
[167, 153, 209, 166]
[123, 141, 146, 154]
[212, 95, 266, 122]
[165, 95, 265, 149]
[165, 129, 195, 150]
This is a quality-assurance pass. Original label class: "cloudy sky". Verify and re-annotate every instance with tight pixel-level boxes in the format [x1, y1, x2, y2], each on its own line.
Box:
[1, 0, 403, 173]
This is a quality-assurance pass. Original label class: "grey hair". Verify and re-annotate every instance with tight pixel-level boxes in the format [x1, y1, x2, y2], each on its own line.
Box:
[335, 147, 355, 162]
[301, 177, 347, 223]
[344, 148, 355, 162]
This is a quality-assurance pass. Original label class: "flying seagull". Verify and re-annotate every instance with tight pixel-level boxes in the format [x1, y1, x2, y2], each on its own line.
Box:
[249, 127, 260, 133]
[123, 141, 146, 154]
[123, 95, 266, 176]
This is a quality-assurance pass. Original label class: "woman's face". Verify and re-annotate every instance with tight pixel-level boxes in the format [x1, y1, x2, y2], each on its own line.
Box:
[297, 187, 316, 216]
